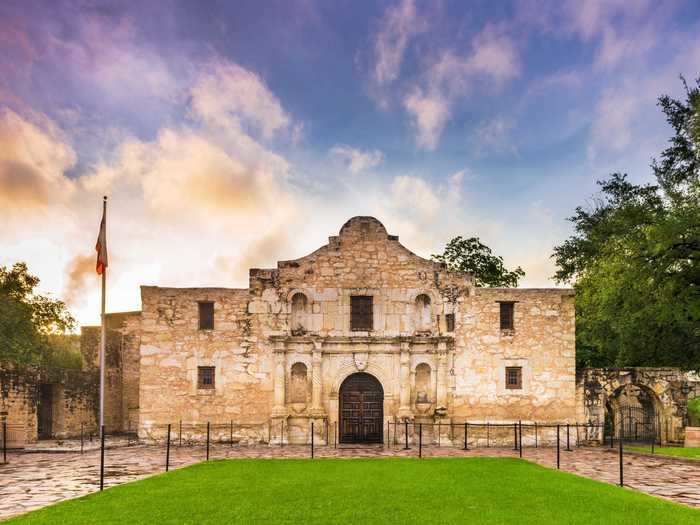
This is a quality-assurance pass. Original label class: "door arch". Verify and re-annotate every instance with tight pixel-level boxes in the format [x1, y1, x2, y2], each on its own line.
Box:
[339, 372, 383, 444]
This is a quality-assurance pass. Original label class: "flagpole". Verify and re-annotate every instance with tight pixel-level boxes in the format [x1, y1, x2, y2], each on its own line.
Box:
[99, 196, 107, 437]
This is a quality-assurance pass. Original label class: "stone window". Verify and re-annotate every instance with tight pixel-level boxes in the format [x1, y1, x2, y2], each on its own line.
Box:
[415, 363, 431, 403]
[414, 294, 431, 332]
[198, 301, 214, 330]
[445, 313, 455, 332]
[499, 301, 515, 330]
[505, 366, 522, 389]
[351, 296, 373, 331]
[290, 293, 309, 335]
[290, 362, 308, 403]
[198, 366, 215, 389]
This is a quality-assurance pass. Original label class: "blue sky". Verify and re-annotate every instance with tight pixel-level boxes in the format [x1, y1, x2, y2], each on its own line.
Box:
[2, 0, 700, 325]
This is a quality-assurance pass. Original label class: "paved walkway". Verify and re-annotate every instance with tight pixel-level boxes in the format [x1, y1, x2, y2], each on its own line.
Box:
[1, 444, 698, 520]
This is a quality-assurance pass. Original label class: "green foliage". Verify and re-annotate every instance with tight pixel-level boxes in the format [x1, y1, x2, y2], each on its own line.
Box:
[432, 236, 525, 287]
[0, 262, 77, 368]
[553, 78, 700, 370]
[689, 398, 700, 427]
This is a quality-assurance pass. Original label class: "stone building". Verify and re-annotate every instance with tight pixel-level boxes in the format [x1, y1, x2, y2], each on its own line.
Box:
[0, 312, 140, 446]
[136, 216, 577, 444]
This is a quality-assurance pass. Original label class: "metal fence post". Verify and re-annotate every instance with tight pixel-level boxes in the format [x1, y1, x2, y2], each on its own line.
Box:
[513, 423, 518, 450]
[486, 422, 490, 448]
[2, 421, 6, 464]
[179, 419, 182, 447]
[403, 420, 409, 450]
[206, 422, 210, 461]
[619, 431, 624, 487]
[100, 425, 105, 491]
[534, 422, 538, 448]
[166, 423, 171, 472]
[418, 423, 422, 459]
[281, 420, 284, 447]
[80, 422, 84, 455]
[566, 423, 571, 451]
[519, 420, 522, 458]
[311, 422, 314, 459]
[230, 420, 233, 447]
[334, 421, 337, 449]
[437, 421, 441, 447]
[556, 424, 560, 470]
[610, 418, 614, 448]
[575, 423, 580, 447]
[463, 422, 468, 451]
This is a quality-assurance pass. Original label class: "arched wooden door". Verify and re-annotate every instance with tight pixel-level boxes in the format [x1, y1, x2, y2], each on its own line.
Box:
[339, 372, 383, 443]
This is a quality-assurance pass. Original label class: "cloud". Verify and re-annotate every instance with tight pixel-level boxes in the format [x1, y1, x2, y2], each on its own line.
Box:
[190, 60, 291, 139]
[330, 145, 384, 174]
[63, 253, 95, 306]
[389, 175, 441, 222]
[371, 0, 427, 89]
[402, 26, 520, 150]
[0, 108, 76, 209]
[403, 89, 450, 150]
[473, 115, 517, 156]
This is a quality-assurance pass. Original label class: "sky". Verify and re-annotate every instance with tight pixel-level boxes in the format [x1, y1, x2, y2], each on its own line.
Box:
[2, 0, 700, 327]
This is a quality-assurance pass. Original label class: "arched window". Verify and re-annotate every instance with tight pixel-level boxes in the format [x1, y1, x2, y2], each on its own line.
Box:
[415, 363, 431, 403]
[290, 362, 308, 403]
[414, 294, 432, 332]
[291, 293, 309, 334]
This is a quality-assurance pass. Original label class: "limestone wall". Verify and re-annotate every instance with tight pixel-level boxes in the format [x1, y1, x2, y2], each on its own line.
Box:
[0, 366, 97, 444]
[137, 217, 577, 443]
[138, 286, 272, 442]
[80, 311, 141, 433]
[452, 288, 576, 422]
[577, 368, 700, 443]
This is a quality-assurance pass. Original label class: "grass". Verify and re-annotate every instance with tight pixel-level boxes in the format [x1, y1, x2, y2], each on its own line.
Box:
[626, 445, 700, 460]
[6, 458, 699, 524]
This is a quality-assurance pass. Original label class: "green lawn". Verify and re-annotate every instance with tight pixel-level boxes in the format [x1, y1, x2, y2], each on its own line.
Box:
[626, 446, 700, 460]
[6, 458, 699, 524]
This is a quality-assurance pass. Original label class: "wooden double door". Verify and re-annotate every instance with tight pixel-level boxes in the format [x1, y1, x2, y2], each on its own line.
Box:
[339, 373, 383, 443]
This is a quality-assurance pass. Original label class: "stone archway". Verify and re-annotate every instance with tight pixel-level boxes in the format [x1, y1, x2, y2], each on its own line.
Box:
[339, 372, 383, 444]
[606, 383, 661, 442]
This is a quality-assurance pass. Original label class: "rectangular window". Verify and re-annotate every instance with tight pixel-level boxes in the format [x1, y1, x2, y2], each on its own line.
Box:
[505, 366, 522, 389]
[198, 301, 214, 330]
[445, 313, 455, 332]
[350, 296, 373, 331]
[198, 366, 215, 389]
[499, 301, 515, 330]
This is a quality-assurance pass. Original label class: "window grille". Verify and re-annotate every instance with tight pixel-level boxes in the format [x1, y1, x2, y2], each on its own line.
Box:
[198, 302, 214, 330]
[198, 366, 215, 389]
[351, 296, 373, 331]
[505, 366, 522, 389]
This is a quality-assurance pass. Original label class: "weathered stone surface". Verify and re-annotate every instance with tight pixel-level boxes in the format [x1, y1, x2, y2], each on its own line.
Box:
[576, 368, 700, 443]
[137, 217, 577, 443]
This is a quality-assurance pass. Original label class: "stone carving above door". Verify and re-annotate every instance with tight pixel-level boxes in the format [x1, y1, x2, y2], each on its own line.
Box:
[353, 352, 369, 371]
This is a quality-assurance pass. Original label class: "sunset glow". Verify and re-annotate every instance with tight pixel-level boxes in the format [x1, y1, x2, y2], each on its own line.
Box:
[2, 1, 700, 326]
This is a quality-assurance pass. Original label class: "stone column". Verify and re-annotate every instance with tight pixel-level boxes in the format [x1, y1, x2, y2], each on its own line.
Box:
[398, 341, 412, 418]
[309, 339, 324, 416]
[272, 341, 287, 417]
[436, 341, 448, 410]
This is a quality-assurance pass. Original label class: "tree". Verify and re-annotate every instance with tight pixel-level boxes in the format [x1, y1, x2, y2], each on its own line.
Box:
[432, 236, 525, 287]
[553, 78, 700, 370]
[0, 262, 77, 368]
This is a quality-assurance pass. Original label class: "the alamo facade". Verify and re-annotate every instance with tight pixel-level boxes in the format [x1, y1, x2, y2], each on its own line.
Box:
[134, 216, 576, 444]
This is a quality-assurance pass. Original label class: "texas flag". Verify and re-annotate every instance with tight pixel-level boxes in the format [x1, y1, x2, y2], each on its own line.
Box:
[95, 199, 108, 275]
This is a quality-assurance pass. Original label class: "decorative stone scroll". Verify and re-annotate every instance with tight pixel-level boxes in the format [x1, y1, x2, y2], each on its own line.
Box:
[353, 352, 369, 371]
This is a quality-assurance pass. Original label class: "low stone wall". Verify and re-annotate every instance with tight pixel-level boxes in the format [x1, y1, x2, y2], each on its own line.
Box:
[685, 427, 700, 447]
[0, 366, 98, 444]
